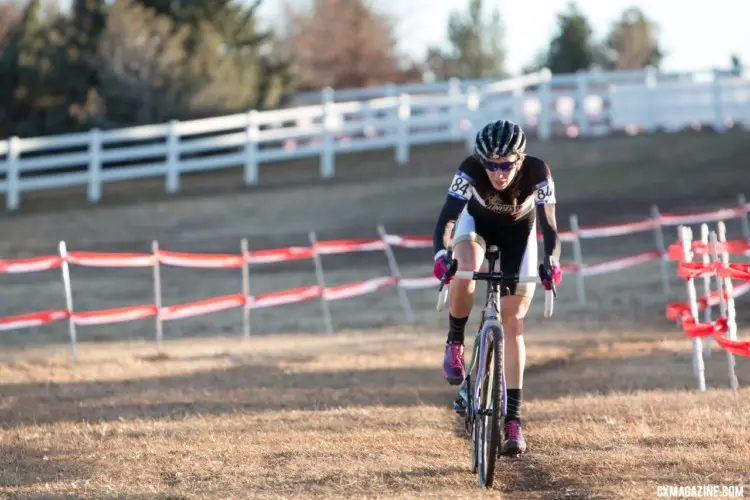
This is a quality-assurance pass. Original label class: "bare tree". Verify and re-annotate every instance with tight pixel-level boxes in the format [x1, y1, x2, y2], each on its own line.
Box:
[0, 1, 21, 48]
[279, 0, 420, 90]
[98, 0, 190, 125]
[604, 7, 663, 70]
[426, 0, 506, 80]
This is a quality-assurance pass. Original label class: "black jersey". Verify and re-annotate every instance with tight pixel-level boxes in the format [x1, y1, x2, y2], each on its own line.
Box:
[446, 154, 555, 225]
[433, 154, 558, 257]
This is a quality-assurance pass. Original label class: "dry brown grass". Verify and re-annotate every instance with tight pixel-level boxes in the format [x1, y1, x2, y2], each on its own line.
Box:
[1, 326, 748, 499]
[2, 132, 750, 498]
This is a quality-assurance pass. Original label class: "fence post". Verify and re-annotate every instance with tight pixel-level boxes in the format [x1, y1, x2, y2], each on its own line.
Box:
[715, 223, 739, 399]
[6, 136, 20, 211]
[377, 224, 416, 325]
[538, 68, 552, 141]
[700, 224, 713, 356]
[59, 241, 78, 361]
[576, 70, 590, 137]
[712, 69, 725, 133]
[320, 87, 335, 179]
[680, 226, 706, 392]
[738, 193, 750, 247]
[87, 128, 102, 203]
[308, 231, 334, 335]
[465, 86, 480, 153]
[396, 93, 411, 165]
[650, 205, 671, 294]
[152, 240, 164, 353]
[165, 120, 180, 193]
[569, 214, 586, 304]
[244, 110, 260, 185]
[241, 238, 251, 339]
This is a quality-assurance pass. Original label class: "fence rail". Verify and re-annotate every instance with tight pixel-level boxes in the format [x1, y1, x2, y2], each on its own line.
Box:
[2, 67, 750, 211]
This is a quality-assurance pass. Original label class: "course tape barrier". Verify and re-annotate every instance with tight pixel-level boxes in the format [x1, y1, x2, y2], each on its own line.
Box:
[665, 221, 749, 404]
[1, 197, 748, 360]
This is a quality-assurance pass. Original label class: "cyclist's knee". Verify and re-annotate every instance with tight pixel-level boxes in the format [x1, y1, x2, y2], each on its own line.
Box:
[501, 295, 532, 321]
[503, 315, 524, 332]
[453, 240, 483, 272]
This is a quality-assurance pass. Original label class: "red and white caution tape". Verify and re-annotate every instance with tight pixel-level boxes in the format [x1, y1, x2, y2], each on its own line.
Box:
[249, 285, 321, 309]
[67, 252, 155, 268]
[0, 309, 69, 331]
[162, 293, 247, 321]
[315, 239, 386, 255]
[1, 200, 746, 276]
[714, 334, 750, 357]
[557, 231, 576, 242]
[677, 261, 750, 281]
[578, 219, 657, 239]
[384, 234, 432, 248]
[666, 282, 750, 323]
[73, 304, 157, 326]
[324, 276, 396, 301]
[581, 250, 661, 277]
[0, 256, 63, 273]
[667, 240, 750, 261]
[661, 207, 746, 226]
[246, 246, 315, 264]
[157, 250, 244, 269]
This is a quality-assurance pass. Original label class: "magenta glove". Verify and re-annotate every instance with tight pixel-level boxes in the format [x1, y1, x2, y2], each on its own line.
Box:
[539, 255, 562, 291]
[433, 250, 452, 283]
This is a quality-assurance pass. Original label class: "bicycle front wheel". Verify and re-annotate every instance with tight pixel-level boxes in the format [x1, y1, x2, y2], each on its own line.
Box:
[475, 324, 503, 488]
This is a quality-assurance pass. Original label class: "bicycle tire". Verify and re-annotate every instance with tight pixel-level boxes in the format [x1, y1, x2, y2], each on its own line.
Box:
[476, 324, 502, 488]
[466, 375, 478, 474]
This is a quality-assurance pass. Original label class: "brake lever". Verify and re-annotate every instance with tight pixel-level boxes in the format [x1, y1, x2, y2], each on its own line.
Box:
[539, 264, 558, 298]
[437, 257, 457, 291]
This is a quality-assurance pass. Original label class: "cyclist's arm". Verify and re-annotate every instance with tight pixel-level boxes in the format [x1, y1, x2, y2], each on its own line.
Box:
[433, 169, 474, 255]
[536, 203, 561, 261]
[433, 196, 468, 255]
[534, 173, 561, 261]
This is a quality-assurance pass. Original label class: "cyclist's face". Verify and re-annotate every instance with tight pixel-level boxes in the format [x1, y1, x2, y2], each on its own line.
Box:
[485, 154, 521, 190]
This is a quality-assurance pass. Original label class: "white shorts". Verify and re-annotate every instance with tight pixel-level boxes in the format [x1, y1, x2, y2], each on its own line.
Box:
[451, 206, 538, 297]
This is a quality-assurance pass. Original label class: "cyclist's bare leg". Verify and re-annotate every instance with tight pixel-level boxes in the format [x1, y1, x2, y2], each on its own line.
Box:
[449, 239, 484, 318]
[500, 294, 533, 389]
[500, 293, 532, 455]
[442, 238, 484, 386]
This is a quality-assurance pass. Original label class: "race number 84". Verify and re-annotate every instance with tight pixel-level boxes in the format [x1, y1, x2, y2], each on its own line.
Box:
[537, 183, 555, 203]
[449, 176, 471, 199]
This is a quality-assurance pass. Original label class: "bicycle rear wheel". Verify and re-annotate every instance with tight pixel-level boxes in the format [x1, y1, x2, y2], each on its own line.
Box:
[475, 324, 502, 488]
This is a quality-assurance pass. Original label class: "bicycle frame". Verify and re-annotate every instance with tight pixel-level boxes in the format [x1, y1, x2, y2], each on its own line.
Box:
[464, 249, 508, 426]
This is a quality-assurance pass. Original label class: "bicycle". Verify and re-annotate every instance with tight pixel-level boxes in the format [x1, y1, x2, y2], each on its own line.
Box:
[436, 244, 555, 488]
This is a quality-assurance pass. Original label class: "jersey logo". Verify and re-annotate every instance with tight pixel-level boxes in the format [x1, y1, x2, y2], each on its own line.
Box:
[535, 180, 556, 205]
[447, 171, 473, 201]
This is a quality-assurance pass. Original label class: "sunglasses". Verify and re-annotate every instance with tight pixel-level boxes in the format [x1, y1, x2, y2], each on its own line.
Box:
[477, 155, 521, 172]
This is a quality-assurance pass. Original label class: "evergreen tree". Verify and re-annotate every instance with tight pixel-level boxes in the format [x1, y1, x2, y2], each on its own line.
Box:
[545, 2, 596, 74]
[136, 0, 294, 113]
[0, 0, 56, 137]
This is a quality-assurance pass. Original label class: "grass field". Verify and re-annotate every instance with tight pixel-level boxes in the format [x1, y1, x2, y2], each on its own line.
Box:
[1, 131, 750, 498]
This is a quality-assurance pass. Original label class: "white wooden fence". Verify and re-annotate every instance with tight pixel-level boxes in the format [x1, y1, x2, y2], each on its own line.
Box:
[2, 66, 750, 212]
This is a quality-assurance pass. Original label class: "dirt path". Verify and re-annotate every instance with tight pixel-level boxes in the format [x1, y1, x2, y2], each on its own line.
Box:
[1, 326, 747, 498]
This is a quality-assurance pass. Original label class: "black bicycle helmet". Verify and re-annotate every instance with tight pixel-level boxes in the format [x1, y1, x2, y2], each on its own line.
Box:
[474, 119, 527, 161]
